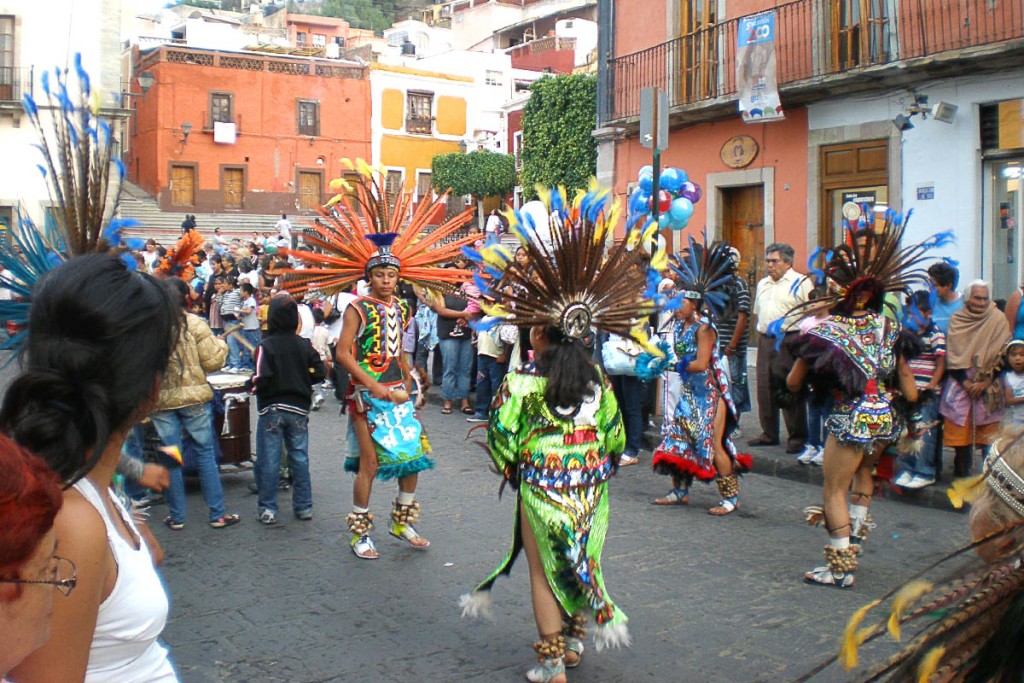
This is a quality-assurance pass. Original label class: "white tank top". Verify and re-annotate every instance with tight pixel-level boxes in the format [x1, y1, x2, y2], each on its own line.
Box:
[73, 478, 179, 683]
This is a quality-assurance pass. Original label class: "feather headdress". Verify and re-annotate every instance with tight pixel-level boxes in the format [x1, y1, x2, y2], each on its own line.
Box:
[463, 181, 662, 350]
[668, 234, 736, 319]
[0, 55, 138, 351]
[278, 159, 477, 296]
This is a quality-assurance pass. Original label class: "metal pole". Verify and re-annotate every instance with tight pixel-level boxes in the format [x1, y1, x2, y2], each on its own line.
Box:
[651, 88, 661, 231]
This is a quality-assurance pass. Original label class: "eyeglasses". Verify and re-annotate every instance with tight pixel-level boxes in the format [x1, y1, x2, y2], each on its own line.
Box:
[0, 555, 77, 596]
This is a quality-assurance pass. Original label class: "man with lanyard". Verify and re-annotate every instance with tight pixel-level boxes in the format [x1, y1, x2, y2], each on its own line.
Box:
[750, 242, 813, 453]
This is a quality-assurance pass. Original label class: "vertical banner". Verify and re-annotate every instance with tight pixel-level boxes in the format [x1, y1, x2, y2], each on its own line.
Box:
[736, 11, 784, 123]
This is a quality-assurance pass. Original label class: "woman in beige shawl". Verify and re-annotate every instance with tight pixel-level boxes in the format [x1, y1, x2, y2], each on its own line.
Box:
[940, 280, 1011, 476]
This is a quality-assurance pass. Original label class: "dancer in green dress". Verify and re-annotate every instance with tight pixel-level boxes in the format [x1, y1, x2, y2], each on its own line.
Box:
[459, 188, 667, 683]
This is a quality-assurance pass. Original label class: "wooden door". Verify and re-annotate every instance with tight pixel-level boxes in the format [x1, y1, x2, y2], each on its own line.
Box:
[223, 168, 244, 209]
[170, 165, 195, 206]
[297, 171, 321, 211]
[721, 185, 764, 343]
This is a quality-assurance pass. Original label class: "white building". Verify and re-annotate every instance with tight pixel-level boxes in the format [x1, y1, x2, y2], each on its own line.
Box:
[0, 0, 127, 235]
[808, 70, 1024, 302]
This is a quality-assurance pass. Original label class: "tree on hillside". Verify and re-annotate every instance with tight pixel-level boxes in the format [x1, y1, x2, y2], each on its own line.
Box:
[287, 0, 432, 32]
[520, 73, 597, 200]
[432, 150, 517, 225]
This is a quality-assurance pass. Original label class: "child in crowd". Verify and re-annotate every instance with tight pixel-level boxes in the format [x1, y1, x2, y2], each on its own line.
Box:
[207, 275, 225, 336]
[466, 295, 518, 423]
[894, 290, 947, 489]
[797, 285, 834, 466]
[237, 282, 261, 370]
[311, 308, 332, 411]
[1002, 339, 1024, 435]
[220, 276, 243, 370]
[249, 296, 326, 525]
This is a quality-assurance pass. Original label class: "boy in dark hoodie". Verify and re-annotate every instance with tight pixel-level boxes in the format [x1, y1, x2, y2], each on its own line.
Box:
[249, 296, 326, 524]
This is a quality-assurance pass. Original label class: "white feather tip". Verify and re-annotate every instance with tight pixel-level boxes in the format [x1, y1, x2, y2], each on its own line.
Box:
[594, 621, 631, 652]
[458, 591, 495, 621]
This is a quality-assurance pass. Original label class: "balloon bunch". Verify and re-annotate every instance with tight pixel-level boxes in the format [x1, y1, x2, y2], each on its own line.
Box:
[627, 165, 703, 231]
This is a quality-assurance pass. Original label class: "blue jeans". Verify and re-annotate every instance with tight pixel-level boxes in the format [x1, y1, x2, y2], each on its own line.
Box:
[151, 403, 227, 523]
[227, 333, 253, 369]
[255, 408, 312, 515]
[610, 374, 644, 456]
[726, 352, 751, 414]
[806, 395, 832, 449]
[474, 354, 508, 416]
[439, 337, 473, 401]
[897, 395, 942, 479]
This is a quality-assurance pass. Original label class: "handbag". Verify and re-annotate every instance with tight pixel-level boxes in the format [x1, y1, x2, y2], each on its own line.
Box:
[602, 335, 641, 376]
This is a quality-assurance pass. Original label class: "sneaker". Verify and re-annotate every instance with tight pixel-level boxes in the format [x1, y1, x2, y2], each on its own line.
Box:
[903, 474, 936, 490]
[295, 509, 313, 521]
[258, 509, 278, 525]
[278, 478, 291, 491]
[810, 449, 825, 466]
[797, 444, 819, 465]
[466, 412, 488, 423]
[893, 471, 913, 488]
[619, 454, 639, 467]
[311, 394, 324, 411]
[163, 516, 184, 531]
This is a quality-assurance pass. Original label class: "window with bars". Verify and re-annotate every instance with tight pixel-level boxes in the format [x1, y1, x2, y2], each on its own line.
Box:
[416, 171, 433, 201]
[297, 100, 319, 136]
[210, 91, 233, 125]
[830, 0, 890, 70]
[406, 90, 433, 134]
[485, 70, 502, 87]
[679, 0, 718, 102]
[312, 33, 326, 47]
[386, 169, 404, 204]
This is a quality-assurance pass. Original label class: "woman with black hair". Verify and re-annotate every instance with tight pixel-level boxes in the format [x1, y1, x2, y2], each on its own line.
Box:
[460, 190, 645, 683]
[2, 254, 182, 682]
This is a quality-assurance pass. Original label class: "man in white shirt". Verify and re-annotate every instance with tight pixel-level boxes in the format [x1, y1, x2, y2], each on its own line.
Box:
[750, 242, 813, 453]
[276, 214, 292, 249]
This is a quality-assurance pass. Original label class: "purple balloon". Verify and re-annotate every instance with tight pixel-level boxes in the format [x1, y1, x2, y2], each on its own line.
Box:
[681, 181, 702, 204]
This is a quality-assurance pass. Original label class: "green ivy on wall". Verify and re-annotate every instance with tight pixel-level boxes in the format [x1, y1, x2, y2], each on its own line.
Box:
[521, 73, 597, 201]
[431, 150, 517, 199]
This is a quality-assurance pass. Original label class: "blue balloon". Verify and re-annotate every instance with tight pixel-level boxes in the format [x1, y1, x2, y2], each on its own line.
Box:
[660, 167, 684, 193]
[638, 165, 653, 179]
[639, 174, 653, 193]
[669, 197, 695, 225]
[629, 188, 650, 214]
[677, 168, 689, 184]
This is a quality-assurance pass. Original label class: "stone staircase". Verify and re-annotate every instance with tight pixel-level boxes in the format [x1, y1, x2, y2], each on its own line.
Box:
[118, 181, 289, 246]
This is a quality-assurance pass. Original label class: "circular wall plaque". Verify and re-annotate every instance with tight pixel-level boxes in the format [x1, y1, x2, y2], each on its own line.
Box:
[720, 135, 759, 169]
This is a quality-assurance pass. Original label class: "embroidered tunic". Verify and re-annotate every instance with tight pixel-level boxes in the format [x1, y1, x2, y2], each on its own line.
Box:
[471, 365, 628, 631]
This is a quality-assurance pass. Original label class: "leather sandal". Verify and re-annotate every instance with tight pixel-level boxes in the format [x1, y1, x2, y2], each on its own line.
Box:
[564, 637, 584, 669]
[708, 499, 738, 516]
[653, 488, 689, 505]
[351, 534, 379, 559]
[525, 659, 566, 683]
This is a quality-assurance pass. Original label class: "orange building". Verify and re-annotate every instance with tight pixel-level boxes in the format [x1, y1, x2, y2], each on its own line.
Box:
[129, 44, 371, 214]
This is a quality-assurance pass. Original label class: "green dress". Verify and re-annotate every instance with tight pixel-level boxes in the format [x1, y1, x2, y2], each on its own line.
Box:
[469, 363, 629, 639]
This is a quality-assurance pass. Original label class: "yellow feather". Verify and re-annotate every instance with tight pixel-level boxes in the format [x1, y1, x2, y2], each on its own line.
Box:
[557, 186, 568, 211]
[572, 189, 586, 210]
[481, 302, 507, 318]
[651, 246, 668, 272]
[324, 194, 344, 207]
[839, 599, 881, 670]
[916, 647, 946, 683]
[340, 158, 356, 170]
[947, 474, 986, 509]
[355, 158, 374, 178]
[90, 89, 102, 115]
[535, 185, 551, 209]
[588, 177, 600, 192]
[887, 580, 933, 640]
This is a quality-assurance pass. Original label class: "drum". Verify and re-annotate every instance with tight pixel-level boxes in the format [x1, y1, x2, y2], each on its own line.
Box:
[207, 372, 251, 466]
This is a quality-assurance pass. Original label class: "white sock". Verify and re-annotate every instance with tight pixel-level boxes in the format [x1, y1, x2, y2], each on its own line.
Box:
[353, 506, 369, 514]
[830, 536, 850, 550]
[397, 491, 415, 506]
[849, 504, 868, 523]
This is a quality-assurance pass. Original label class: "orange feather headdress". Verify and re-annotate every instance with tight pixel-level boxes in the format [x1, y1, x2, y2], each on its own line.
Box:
[279, 159, 477, 296]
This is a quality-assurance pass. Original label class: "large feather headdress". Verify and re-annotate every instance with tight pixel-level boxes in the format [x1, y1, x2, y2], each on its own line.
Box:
[277, 159, 477, 296]
[668, 234, 736, 320]
[0, 54, 138, 351]
[777, 207, 953, 328]
[463, 182, 663, 350]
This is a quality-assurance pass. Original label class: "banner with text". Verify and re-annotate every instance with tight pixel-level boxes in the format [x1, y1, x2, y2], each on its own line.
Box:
[736, 11, 784, 123]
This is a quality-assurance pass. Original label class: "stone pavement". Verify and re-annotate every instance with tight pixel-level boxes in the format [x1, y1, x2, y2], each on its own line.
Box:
[152, 394, 974, 683]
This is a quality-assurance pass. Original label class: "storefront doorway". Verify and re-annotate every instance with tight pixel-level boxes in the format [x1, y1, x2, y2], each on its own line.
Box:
[986, 158, 1024, 303]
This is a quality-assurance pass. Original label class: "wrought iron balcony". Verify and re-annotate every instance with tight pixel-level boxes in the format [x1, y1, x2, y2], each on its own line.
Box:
[0, 66, 33, 104]
[607, 0, 1024, 122]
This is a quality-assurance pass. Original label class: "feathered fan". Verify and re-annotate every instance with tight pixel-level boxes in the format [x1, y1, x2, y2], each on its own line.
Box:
[0, 54, 139, 351]
[464, 182, 663, 349]
[278, 159, 477, 296]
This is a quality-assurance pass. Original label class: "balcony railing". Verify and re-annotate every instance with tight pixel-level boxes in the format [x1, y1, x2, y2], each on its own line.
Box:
[507, 35, 576, 58]
[0, 66, 33, 104]
[607, 0, 1024, 121]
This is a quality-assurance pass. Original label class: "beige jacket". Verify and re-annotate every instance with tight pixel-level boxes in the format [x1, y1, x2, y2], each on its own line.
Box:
[156, 312, 228, 411]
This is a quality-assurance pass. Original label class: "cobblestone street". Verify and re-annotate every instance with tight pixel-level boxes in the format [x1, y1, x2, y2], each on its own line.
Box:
[151, 396, 971, 683]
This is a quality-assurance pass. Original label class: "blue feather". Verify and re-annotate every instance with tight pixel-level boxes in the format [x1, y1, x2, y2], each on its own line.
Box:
[21, 94, 38, 118]
[119, 252, 138, 271]
[113, 157, 126, 180]
[41, 69, 50, 96]
[484, 265, 504, 281]
[74, 53, 90, 96]
[36, 164, 47, 178]
[470, 316, 501, 332]
[125, 238, 146, 251]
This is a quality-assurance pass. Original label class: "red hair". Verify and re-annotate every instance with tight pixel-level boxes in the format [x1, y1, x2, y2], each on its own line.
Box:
[0, 433, 62, 580]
